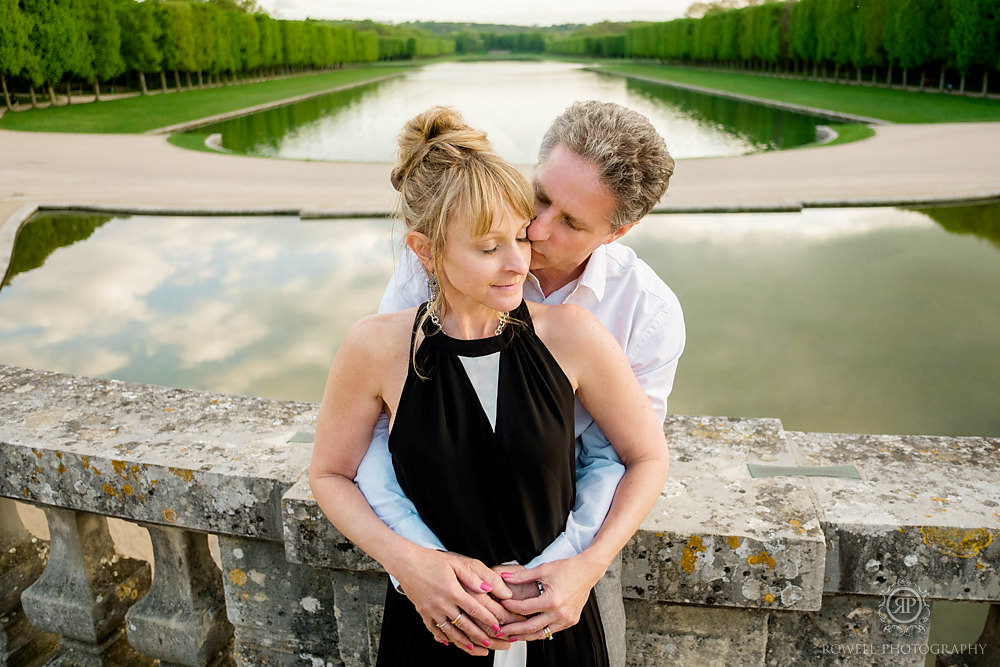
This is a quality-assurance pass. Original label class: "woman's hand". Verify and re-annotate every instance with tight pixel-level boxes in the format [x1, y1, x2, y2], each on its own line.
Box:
[390, 548, 513, 655]
[495, 554, 607, 642]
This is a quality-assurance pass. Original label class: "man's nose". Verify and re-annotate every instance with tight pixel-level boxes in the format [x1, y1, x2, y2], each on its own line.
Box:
[528, 209, 552, 241]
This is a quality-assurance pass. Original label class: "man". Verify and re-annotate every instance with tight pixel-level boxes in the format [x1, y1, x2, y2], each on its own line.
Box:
[356, 100, 684, 664]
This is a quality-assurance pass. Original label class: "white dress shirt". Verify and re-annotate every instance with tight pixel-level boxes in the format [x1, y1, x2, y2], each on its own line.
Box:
[356, 241, 684, 575]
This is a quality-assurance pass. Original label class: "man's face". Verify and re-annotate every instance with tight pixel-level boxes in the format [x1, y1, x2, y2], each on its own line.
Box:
[528, 144, 633, 289]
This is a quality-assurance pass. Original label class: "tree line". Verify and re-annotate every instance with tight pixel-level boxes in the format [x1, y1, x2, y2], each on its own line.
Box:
[0, 0, 458, 110]
[624, 0, 1000, 95]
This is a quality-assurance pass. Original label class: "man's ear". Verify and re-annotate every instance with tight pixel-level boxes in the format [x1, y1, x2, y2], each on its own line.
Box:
[405, 231, 434, 271]
[603, 221, 637, 245]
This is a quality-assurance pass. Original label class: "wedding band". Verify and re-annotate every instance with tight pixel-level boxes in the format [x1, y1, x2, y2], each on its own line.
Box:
[435, 620, 448, 628]
[543, 626, 553, 640]
[536, 581, 545, 595]
[450, 613, 463, 625]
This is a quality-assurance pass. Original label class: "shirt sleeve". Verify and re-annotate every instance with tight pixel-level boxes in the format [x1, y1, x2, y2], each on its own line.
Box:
[628, 291, 686, 423]
[378, 248, 430, 314]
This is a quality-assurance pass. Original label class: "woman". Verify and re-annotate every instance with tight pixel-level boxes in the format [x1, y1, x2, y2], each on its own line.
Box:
[309, 107, 668, 665]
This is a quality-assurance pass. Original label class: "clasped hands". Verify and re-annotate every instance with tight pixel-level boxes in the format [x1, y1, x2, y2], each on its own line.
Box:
[394, 549, 603, 657]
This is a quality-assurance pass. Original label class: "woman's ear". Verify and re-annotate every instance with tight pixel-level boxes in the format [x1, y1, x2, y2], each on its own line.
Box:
[405, 231, 434, 272]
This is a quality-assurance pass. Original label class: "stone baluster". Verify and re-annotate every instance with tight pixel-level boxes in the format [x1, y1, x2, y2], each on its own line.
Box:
[19, 508, 154, 666]
[125, 525, 233, 666]
[328, 570, 386, 667]
[0, 498, 57, 666]
[217, 535, 339, 666]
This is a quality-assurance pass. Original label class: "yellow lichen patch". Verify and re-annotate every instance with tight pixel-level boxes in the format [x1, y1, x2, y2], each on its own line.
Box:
[102, 483, 121, 498]
[977, 561, 985, 570]
[80, 456, 89, 470]
[169, 467, 194, 482]
[112, 460, 130, 479]
[931, 497, 948, 503]
[680, 536, 707, 574]
[763, 593, 775, 603]
[116, 584, 141, 601]
[33, 449, 42, 459]
[57, 464, 66, 475]
[162, 508, 178, 523]
[728, 536, 741, 550]
[747, 551, 776, 569]
[164, 407, 175, 412]
[229, 569, 249, 586]
[789, 519, 806, 534]
[122, 485, 133, 497]
[919, 527, 993, 558]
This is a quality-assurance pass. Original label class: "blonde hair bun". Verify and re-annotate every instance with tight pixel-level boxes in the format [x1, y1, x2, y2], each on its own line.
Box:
[391, 106, 491, 191]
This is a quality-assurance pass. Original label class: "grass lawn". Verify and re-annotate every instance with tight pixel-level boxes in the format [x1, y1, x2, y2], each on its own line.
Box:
[0, 64, 417, 134]
[596, 63, 1000, 123]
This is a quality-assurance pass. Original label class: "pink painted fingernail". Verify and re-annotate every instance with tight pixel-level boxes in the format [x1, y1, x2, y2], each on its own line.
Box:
[500, 572, 513, 580]
[491, 624, 500, 632]
[482, 640, 491, 647]
[466, 644, 474, 650]
[480, 582, 493, 592]
[496, 632, 506, 638]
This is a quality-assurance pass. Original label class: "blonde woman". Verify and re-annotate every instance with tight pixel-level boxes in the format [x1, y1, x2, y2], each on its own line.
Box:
[309, 107, 668, 665]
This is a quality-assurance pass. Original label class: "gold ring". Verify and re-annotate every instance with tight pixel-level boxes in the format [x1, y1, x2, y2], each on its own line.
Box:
[543, 626, 553, 640]
[450, 613, 463, 625]
[435, 620, 448, 628]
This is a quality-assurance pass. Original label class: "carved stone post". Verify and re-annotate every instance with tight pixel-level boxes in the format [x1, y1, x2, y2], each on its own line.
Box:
[217, 535, 339, 666]
[125, 526, 233, 666]
[328, 570, 386, 667]
[0, 498, 57, 666]
[19, 508, 154, 666]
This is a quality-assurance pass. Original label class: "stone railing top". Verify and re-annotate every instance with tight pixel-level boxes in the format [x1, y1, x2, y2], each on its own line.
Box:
[0, 365, 316, 540]
[786, 430, 1000, 601]
[3, 364, 997, 614]
[284, 414, 828, 612]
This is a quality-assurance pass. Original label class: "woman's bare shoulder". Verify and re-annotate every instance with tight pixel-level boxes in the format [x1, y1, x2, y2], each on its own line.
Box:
[527, 301, 605, 346]
[340, 308, 418, 360]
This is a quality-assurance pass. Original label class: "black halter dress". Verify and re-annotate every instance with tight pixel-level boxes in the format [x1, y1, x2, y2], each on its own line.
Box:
[377, 300, 608, 666]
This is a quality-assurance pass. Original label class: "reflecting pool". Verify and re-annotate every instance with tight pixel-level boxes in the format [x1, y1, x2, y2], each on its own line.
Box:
[192, 61, 825, 164]
[3, 202, 998, 438]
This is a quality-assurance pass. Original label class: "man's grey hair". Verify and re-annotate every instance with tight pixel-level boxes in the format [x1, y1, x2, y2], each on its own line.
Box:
[538, 100, 674, 230]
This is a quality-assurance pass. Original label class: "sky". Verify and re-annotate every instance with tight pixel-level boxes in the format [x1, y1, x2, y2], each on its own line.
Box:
[254, 0, 695, 27]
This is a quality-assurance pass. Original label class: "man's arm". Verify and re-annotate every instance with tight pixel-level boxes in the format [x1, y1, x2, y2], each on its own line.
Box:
[523, 293, 685, 568]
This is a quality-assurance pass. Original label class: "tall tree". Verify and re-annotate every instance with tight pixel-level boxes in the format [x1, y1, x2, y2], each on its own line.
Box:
[80, 0, 124, 100]
[117, 0, 161, 94]
[162, 2, 197, 89]
[950, 0, 999, 94]
[0, 0, 32, 109]
[22, 0, 85, 104]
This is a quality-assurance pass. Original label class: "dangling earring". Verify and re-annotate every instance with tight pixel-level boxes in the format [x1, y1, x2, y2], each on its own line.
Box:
[427, 272, 442, 329]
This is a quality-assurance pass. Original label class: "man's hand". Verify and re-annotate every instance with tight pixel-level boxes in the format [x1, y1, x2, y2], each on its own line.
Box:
[391, 549, 512, 655]
[495, 554, 606, 642]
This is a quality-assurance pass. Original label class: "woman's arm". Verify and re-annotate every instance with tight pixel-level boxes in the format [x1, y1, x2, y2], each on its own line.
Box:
[499, 304, 670, 640]
[309, 314, 512, 655]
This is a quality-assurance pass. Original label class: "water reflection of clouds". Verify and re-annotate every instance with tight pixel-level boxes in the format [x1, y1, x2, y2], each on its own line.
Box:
[0, 216, 397, 401]
[631, 208, 935, 245]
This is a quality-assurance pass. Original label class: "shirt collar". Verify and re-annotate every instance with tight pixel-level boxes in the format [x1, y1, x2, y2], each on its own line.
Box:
[525, 244, 610, 303]
[573, 243, 609, 302]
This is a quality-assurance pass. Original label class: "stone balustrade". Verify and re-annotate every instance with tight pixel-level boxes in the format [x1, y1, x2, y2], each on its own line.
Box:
[1, 363, 996, 666]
